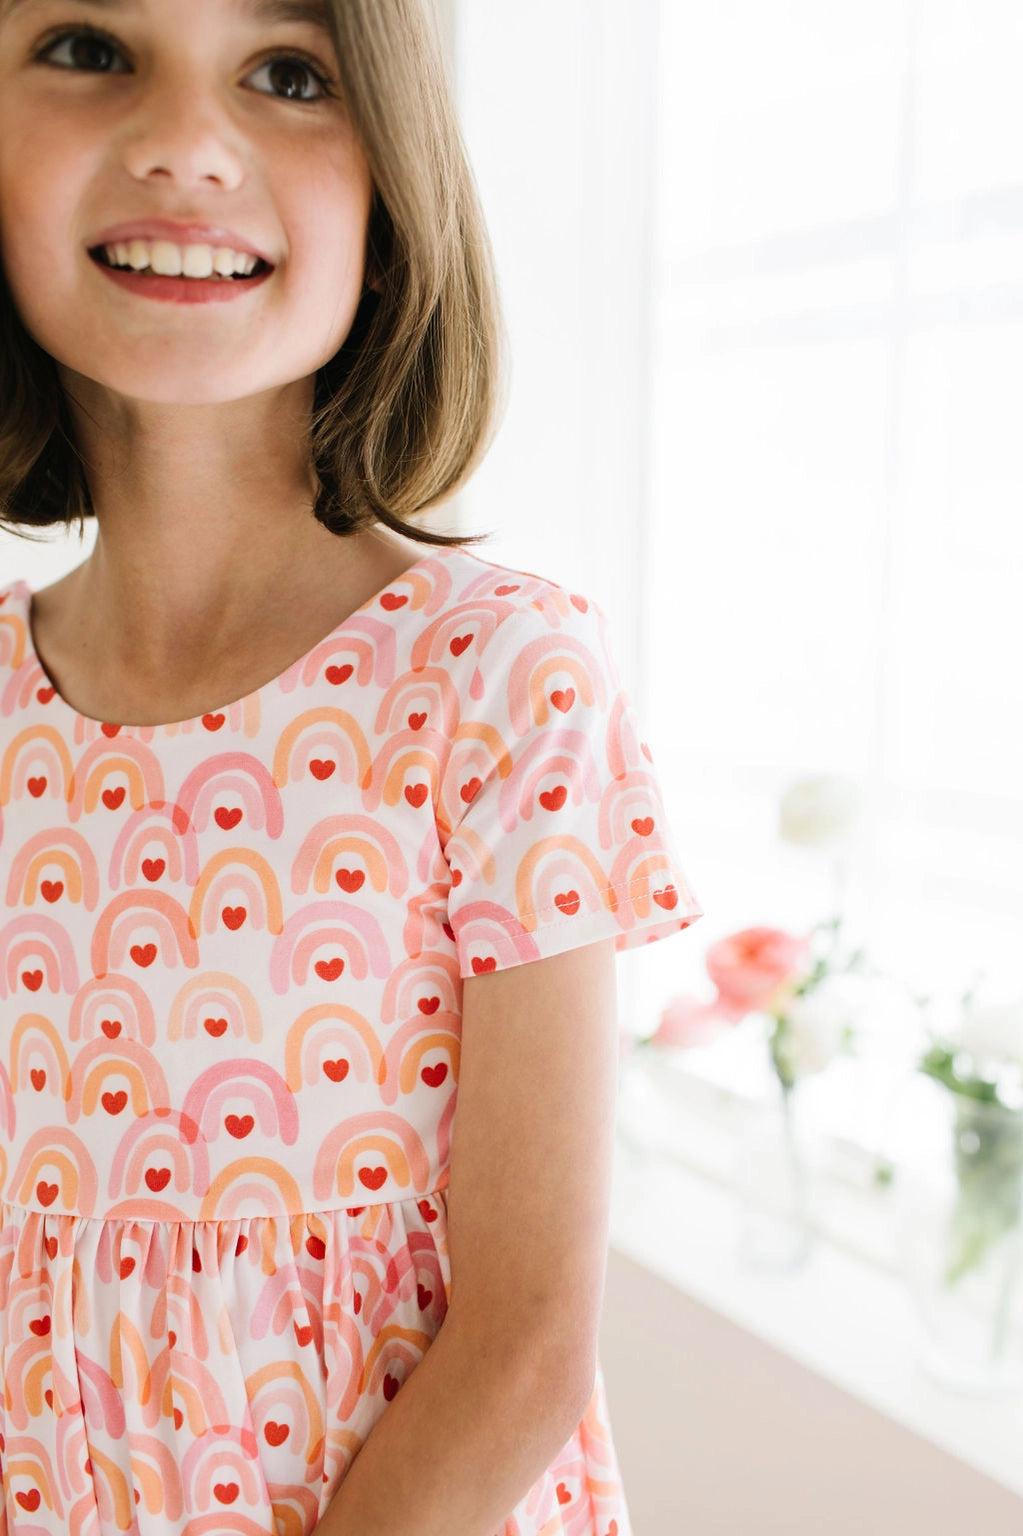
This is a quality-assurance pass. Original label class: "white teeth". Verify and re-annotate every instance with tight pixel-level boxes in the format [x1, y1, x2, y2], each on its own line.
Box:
[101, 239, 261, 278]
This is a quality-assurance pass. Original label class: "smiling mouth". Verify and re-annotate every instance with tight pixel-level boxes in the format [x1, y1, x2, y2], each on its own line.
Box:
[88, 247, 273, 281]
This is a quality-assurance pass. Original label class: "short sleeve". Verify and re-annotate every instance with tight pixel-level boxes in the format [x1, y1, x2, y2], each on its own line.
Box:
[437, 586, 704, 978]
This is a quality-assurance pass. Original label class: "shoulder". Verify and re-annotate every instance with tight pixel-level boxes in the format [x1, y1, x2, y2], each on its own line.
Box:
[438, 547, 611, 671]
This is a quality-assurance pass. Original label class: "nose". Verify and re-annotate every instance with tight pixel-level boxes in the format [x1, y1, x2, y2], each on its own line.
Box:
[120, 79, 246, 192]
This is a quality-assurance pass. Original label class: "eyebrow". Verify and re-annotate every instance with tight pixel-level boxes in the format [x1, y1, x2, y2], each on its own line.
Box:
[3, 0, 333, 35]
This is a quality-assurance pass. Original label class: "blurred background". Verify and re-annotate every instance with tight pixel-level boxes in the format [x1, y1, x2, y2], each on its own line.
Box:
[4, 1, 1023, 1530]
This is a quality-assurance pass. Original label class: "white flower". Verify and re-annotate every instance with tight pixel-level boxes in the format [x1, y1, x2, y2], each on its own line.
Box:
[778, 774, 861, 848]
[782, 972, 864, 1075]
[959, 984, 1023, 1074]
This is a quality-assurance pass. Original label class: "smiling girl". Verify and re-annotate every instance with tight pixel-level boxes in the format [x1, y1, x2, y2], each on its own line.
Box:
[0, 2, 703, 1533]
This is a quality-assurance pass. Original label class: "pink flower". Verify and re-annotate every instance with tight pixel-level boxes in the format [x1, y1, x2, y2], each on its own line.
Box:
[706, 925, 814, 1020]
[651, 994, 724, 1049]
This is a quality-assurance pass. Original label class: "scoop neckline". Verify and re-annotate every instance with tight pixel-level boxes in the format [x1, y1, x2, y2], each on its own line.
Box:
[12, 545, 456, 733]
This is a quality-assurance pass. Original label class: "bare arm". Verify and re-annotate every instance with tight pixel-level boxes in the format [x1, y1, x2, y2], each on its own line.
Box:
[314, 937, 621, 1536]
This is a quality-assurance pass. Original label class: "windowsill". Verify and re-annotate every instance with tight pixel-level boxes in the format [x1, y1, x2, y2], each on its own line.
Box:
[611, 1040, 1023, 1502]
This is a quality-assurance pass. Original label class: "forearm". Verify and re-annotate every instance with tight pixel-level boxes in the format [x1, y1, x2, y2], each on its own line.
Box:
[313, 1311, 588, 1536]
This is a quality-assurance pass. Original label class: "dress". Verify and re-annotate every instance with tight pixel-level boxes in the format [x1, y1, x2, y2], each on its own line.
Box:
[0, 543, 703, 1535]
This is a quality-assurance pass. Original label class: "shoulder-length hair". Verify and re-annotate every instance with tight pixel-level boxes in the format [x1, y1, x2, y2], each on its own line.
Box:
[0, 0, 506, 550]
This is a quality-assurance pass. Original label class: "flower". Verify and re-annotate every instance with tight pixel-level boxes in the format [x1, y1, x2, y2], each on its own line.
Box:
[775, 972, 865, 1077]
[778, 774, 861, 848]
[650, 994, 724, 1049]
[959, 986, 1023, 1077]
[704, 926, 815, 1022]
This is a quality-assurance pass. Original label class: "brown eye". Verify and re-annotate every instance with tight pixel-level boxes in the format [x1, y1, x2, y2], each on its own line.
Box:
[249, 54, 332, 103]
[38, 28, 130, 74]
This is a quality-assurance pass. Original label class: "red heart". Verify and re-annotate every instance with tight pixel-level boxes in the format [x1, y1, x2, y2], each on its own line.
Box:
[221, 906, 246, 930]
[45, 1236, 58, 1260]
[449, 633, 473, 656]
[353, 1290, 362, 1313]
[315, 958, 345, 981]
[130, 943, 156, 967]
[265, 1421, 289, 1446]
[554, 890, 580, 916]
[204, 1017, 228, 1037]
[36, 1180, 58, 1206]
[442, 921, 455, 941]
[40, 879, 63, 902]
[214, 806, 242, 830]
[213, 1483, 239, 1505]
[653, 884, 678, 910]
[305, 1234, 326, 1260]
[417, 1283, 433, 1309]
[225, 1114, 254, 1139]
[30, 1068, 45, 1090]
[421, 1063, 448, 1087]
[235, 1235, 248, 1256]
[539, 786, 567, 811]
[102, 1090, 128, 1114]
[173, 1408, 183, 1430]
[45, 1389, 53, 1407]
[322, 1059, 349, 1082]
[556, 1482, 572, 1506]
[550, 688, 575, 712]
[141, 858, 165, 880]
[417, 1200, 437, 1223]
[29, 1315, 51, 1336]
[383, 1374, 400, 1401]
[358, 1166, 387, 1190]
[15, 1491, 40, 1512]
[102, 786, 125, 810]
[22, 969, 43, 990]
[168, 1331, 177, 1347]
[101, 723, 121, 738]
[101, 1019, 121, 1038]
[460, 777, 481, 803]
[326, 663, 353, 684]
[408, 712, 426, 730]
[310, 759, 336, 780]
[202, 713, 226, 732]
[145, 1168, 171, 1191]
[471, 956, 496, 974]
[120, 1257, 135, 1279]
[417, 996, 440, 1014]
[632, 817, 653, 836]
[494, 584, 520, 595]
[27, 775, 47, 796]
[380, 592, 408, 611]
[450, 868, 462, 886]
[404, 783, 428, 808]
[293, 1323, 313, 1346]
[335, 868, 364, 892]
[36, 687, 55, 704]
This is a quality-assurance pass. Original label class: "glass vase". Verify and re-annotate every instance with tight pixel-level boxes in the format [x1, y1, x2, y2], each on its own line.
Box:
[897, 1086, 1023, 1396]
[733, 1075, 814, 1272]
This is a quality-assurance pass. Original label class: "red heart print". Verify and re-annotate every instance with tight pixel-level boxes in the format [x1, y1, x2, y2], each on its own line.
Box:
[213, 1484, 239, 1504]
[45, 1236, 58, 1260]
[315, 958, 345, 981]
[102, 1090, 128, 1114]
[449, 633, 473, 656]
[550, 688, 575, 712]
[130, 943, 156, 967]
[30, 1068, 46, 1090]
[417, 1283, 433, 1309]
[322, 1059, 349, 1082]
[417, 996, 440, 1014]
[221, 906, 246, 930]
[145, 1168, 171, 1191]
[358, 1166, 387, 1191]
[204, 1017, 228, 1037]
[36, 687, 55, 704]
[653, 884, 678, 910]
[471, 956, 496, 974]
[450, 868, 462, 886]
[421, 1063, 448, 1087]
[36, 1180, 58, 1206]
[404, 783, 428, 808]
[353, 1290, 362, 1313]
[539, 785, 567, 811]
[27, 776, 47, 796]
[305, 1234, 326, 1261]
[101, 723, 120, 738]
[120, 1257, 135, 1279]
[408, 711, 426, 729]
[494, 584, 519, 595]
[265, 1422, 290, 1446]
[380, 592, 408, 610]
[22, 970, 43, 990]
[102, 786, 125, 810]
[632, 817, 653, 836]
[15, 1492, 41, 1512]
[225, 1114, 254, 1139]
[173, 1409, 183, 1430]
[45, 1389, 53, 1407]
[335, 868, 365, 892]
[326, 663, 353, 684]
[310, 759, 336, 780]
[383, 1374, 401, 1401]
[442, 920, 455, 941]
[293, 1322, 313, 1346]
[141, 858, 165, 880]
[40, 880, 63, 902]
[460, 777, 481, 803]
[202, 713, 226, 732]
[556, 1482, 572, 1505]
[554, 890, 580, 916]
[101, 1019, 121, 1038]
[235, 1235, 248, 1256]
[214, 806, 242, 830]
[29, 1315, 51, 1336]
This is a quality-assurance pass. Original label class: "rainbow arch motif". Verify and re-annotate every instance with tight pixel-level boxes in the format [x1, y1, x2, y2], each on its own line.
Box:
[90, 887, 199, 977]
[167, 972, 264, 1044]
[181, 1059, 299, 1146]
[11, 1127, 99, 1214]
[408, 599, 515, 672]
[312, 1113, 432, 1202]
[380, 1019, 460, 1108]
[9, 1013, 71, 1097]
[376, 664, 462, 737]
[66, 736, 168, 823]
[109, 1112, 208, 1203]
[378, 951, 461, 1027]
[0, 911, 81, 999]
[360, 1321, 433, 1397]
[177, 751, 286, 837]
[283, 1003, 383, 1093]
[127, 1437, 187, 1522]
[189, 846, 285, 937]
[69, 972, 160, 1046]
[108, 798, 194, 889]
[243, 1360, 325, 1468]
[0, 723, 75, 808]
[67, 1036, 171, 1122]
[7, 825, 102, 911]
[268, 899, 393, 993]
[272, 708, 372, 792]
[197, 1158, 306, 1221]
[508, 629, 609, 737]
[291, 814, 408, 900]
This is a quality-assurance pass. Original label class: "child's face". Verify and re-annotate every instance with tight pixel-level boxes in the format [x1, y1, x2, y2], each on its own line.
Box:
[0, 0, 373, 409]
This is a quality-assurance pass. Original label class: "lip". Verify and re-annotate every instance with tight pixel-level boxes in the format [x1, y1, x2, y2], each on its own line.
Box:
[87, 219, 274, 264]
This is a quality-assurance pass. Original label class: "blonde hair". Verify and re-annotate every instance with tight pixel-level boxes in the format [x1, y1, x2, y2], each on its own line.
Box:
[0, 0, 506, 550]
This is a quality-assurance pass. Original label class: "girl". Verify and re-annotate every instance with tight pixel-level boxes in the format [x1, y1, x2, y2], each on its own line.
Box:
[0, 1, 703, 1532]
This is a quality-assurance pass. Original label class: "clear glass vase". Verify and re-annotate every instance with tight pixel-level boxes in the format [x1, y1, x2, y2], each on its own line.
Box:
[733, 1076, 814, 1273]
[897, 1086, 1023, 1396]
